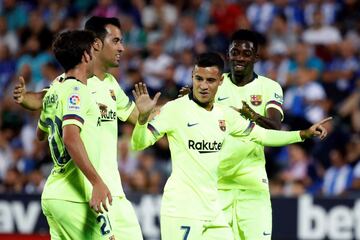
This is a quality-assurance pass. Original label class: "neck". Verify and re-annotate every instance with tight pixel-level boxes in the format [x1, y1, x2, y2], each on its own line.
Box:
[65, 66, 88, 84]
[230, 72, 256, 86]
[190, 93, 213, 111]
[93, 58, 107, 80]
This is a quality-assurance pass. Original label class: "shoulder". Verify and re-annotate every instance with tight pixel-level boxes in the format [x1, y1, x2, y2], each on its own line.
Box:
[60, 81, 89, 100]
[105, 73, 117, 83]
[105, 73, 124, 90]
[221, 73, 232, 85]
[257, 75, 282, 88]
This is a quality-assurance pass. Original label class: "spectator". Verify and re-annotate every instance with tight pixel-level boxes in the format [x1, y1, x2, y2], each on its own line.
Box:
[322, 146, 353, 196]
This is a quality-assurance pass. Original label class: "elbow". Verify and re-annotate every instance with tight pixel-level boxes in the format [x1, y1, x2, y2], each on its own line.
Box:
[36, 128, 46, 141]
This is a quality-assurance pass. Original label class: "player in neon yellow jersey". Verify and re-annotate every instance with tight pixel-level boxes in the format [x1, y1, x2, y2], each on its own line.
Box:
[14, 17, 142, 240]
[216, 29, 288, 240]
[131, 52, 330, 240]
[37, 30, 114, 239]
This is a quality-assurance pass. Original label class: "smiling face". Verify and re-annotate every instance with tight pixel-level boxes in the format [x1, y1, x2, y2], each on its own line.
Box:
[228, 40, 258, 78]
[192, 65, 223, 109]
[98, 24, 125, 69]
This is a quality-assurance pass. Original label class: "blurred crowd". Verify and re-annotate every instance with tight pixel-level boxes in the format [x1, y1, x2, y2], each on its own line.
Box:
[0, 0, 360, 198]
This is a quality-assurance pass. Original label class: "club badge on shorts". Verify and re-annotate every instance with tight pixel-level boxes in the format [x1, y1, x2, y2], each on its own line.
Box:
[250, 95, 262, 106]
[219, 120, 226, 132]
[109, 89, 116, 101]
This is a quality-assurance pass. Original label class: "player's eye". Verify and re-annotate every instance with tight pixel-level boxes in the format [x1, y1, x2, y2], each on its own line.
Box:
[229, 49, 239, 57]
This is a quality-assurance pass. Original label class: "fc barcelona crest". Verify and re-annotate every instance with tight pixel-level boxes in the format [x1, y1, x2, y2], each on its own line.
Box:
[109, 89, 116, 101]
[219, 120, 226, 132]
[250, 95, 262, 106]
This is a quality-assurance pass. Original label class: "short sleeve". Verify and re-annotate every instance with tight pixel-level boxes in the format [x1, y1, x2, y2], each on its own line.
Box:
[265, 82, 284, 121]
[37, 110, 49, 133]
[115, 84, 135, 121]
[147, 102, 174, 138]
[225, 106, 254, 137]
[62, 85, 89, 129]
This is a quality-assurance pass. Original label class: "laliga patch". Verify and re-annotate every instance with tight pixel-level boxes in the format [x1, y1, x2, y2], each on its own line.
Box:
[250, 95, 262, 106]
[109, 89, 116, 101]
[219, 120, 226, 132]
[68, 94, 81, 110]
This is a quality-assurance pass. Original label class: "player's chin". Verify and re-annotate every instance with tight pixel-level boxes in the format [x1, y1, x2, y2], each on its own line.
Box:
[110, 61, 120, 67]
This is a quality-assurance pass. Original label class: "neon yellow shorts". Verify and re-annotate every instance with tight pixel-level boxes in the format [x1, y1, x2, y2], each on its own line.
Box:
[160, 213, 233, 240]
[41, 199, 115, 240]
[219, 189, 272, 240]
[108, 196, 143, 240]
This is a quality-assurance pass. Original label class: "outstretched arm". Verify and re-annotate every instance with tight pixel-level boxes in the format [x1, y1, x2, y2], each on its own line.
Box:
[13, 76, 45, 110]
[248, 117, 332, 146]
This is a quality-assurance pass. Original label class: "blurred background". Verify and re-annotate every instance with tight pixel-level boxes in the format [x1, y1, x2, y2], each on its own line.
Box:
[0, 0, 359, 239]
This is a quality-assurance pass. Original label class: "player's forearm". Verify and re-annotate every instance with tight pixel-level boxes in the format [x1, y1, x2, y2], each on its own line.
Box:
[131, 122, 157, 150]
[254, 115, 281, 130]
[21, 92, 45, 111]
[126, 107, 139, 125]
[249, 125, 303, 146]
[138, 112, 151, 125]
[63, 127, 103, 186]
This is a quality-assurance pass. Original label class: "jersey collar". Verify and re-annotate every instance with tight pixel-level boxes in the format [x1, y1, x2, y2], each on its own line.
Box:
[228, 72, 258, 85]
[188, 92, 214, 111]
[63, 76, 83, 83]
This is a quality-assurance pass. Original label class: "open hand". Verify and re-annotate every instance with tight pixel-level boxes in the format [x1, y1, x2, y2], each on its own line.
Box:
[239, 101, 260, 121]
[13, 76, 26, 104]
[132, 82, 161, 124]
[300, 117, 332, 140]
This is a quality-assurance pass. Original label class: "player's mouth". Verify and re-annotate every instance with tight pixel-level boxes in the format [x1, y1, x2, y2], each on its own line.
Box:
[115, 54, 121, 61]
[233, 62, 246, 71]
[199, 92, 209, 98]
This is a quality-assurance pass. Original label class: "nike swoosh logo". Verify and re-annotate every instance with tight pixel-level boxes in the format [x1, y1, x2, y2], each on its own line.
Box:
[217, 97, 229, 101]
[91, 91, 96, 94]
[263, 232, 271, 236]
[187, 123, 198, 127]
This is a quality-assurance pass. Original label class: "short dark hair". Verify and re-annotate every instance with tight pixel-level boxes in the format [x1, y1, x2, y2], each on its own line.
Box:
[52, 30, 96, 72]
[195, 52, 224, 73]
[230, 29, 259, 52]
[85, 16, 121, 41]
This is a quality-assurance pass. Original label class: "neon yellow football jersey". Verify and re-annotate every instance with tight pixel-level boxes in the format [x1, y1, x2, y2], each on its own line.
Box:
[216, 73, 284, 191]
[39, 78, 101, 202]
[88, 73, 135, 197]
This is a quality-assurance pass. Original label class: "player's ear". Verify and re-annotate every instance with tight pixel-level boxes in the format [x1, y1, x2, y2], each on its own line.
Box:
[254, 50, 260, 63]
[82, 50, 91, 63]
[93, 38, 103, 51]
[226, 48, 230, 61]
[219, 74, 224, 86]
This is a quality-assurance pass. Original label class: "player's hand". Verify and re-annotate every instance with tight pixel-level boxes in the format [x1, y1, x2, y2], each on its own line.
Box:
[13, 76, 26, 104]
[238, 101, 260, 122]
[177, 85, 191, 98]
[90, 181, 112, 214]
[300, 117, 332, 140]
[132, 82, 160, 124]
